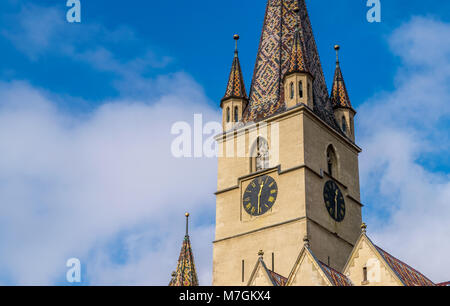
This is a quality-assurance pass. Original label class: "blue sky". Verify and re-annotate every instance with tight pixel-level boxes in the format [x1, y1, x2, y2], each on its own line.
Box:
[0, 0, 449, 285]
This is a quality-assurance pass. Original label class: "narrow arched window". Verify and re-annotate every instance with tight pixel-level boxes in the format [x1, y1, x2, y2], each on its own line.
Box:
[234, 106, 239, 122]
[226, 107, 230, 123]
[251, 137, 269, 172]
[327, 145, 337, 177]
[290, 82, 294, 99]
[299, 81, 303, 98]
[342, 116, 347, 133]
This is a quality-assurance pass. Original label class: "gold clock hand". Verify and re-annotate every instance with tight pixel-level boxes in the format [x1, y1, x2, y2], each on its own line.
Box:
[258, 183, 264, 214]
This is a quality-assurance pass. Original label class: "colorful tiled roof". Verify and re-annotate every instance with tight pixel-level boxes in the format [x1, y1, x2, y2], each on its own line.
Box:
[244, 0, 339, 133]
[169, 214, 199, 286]
[268, 270, 288, 286]
[285, 17, 310, 77]
[222, 43, 248, 105]
[437, 281, 450, 286]
[375, 246, 435, 286]
[259, 257, 287, 286]
[318, 261, 353, 286]
[331, 53, 352, 109]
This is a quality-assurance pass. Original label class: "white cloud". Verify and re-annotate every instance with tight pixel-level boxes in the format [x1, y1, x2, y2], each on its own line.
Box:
[0, 78, 219, 285]
[358, 17, 450, 283]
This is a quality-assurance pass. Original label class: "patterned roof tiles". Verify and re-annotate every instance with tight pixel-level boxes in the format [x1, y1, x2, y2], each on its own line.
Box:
[375, 246, 435, 286]
[331, 61, 353, 110]
[268, 270, 288, 286]
[222, 49, 248, 105]
[244, 0, 339, 133]
[318, 261, 353, 286]
[169, 215, 199, 286]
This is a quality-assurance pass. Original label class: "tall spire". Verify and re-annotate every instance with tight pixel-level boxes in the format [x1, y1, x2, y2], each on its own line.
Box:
[221, 34, 248, 106]
[245, 0, 334, 125]
[331, 45, 353, 110]
[169, 213, 199, 286]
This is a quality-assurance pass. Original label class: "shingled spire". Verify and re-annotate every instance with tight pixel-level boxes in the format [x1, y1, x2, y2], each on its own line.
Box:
[221, 35, 247, 131]
[244, 0, 337, 130]
[221, 35, 248, 105]
[331, 45, 356, 141]
[169, 213, 199, 286]
[331, 45, 352, 110]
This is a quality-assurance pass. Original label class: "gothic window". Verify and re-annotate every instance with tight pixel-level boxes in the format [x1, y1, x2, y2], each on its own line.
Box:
[226, 107, 230, 123]
[234, 106, 239, 122]
[363, 267, 368, 282]
[327, 145, 337, 177]
[251, 137, 269, 172]
[299, 81, 303, 98]
[290, 82, 294, 100]
[342, 116, 347, 133]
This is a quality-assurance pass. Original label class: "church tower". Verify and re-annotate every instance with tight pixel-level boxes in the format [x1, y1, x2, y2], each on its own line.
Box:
[213, 0, 362, 286]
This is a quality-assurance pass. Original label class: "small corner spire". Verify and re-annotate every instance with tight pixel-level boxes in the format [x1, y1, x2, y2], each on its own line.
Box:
[331, 45, 353, 110]
[221, 34, 248, 105]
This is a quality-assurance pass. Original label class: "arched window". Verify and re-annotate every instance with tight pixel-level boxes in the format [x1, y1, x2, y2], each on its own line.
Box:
[234, 106, 239, 122]
[226, 107, 230, 123]
[251, 137, 269, 172]
[290, 82, 294, 99]
[327, 145, 337, 177]
[342, 116, 347, 133]
[299, 81, 303, 98]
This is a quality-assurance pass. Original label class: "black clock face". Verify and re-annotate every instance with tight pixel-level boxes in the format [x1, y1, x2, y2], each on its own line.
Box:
[243, 175, 278, 216]
[323, 180, 346, 222]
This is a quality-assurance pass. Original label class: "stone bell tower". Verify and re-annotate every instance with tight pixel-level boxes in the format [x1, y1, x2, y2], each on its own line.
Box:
[213, 0, 362, 286]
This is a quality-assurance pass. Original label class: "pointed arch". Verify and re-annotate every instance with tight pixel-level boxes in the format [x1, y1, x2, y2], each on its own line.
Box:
[342, 116, 347, 133]
[234, 106, 239, 122]
[226, 107, 230, 123]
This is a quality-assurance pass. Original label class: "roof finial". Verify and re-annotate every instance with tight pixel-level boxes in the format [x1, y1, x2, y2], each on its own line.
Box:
[334, 45, 340, 64]
[185, 212, 190, 236]
[234, 34, 240, 57]
[303, 235, 310, 248]
[361, 222, 367, 234]
[258, 250, 264, 259]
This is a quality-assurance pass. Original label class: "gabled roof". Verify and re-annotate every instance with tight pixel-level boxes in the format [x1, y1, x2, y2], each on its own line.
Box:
[287, 243, 353, 286]
[248, 254, 287, 286]
[222, 42, 248, 105]
[437, 281, 450, 286]
[374, 246, 435, 286]
[343, 228, 435, 287]
[169, 214, 199, 286]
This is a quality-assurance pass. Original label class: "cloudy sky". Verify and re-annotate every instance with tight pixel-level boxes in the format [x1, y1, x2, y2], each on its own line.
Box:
[0, 0, 449, 285]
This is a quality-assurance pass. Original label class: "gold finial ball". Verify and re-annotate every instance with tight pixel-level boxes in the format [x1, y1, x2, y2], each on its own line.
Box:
[334, 45, 340, 51]
[234, 34, 240, 41]
[185, 212, 190, 217]
[361, 223, 367, 231]
[258, 250, 264, 257]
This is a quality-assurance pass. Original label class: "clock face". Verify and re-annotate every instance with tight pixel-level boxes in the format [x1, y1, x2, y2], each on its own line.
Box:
[243, 175, 278, 216]
[323, 180, 346, 222]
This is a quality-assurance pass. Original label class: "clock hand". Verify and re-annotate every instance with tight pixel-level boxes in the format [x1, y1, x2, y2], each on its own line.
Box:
[258, 182, 264, 214]
[334, 190, 339, 219]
